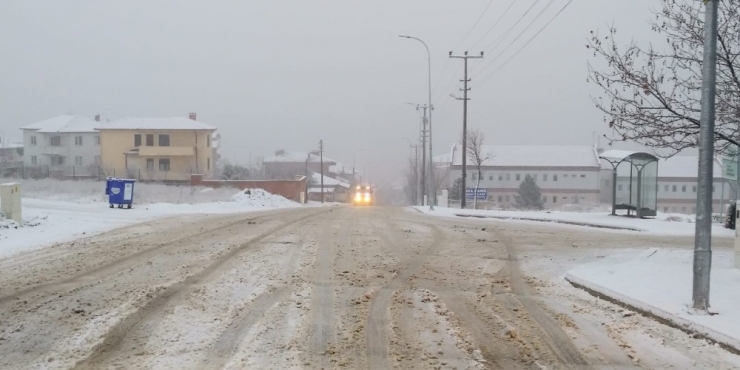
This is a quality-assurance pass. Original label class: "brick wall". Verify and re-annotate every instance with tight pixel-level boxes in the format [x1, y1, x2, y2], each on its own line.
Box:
[191, 174, 307, 203]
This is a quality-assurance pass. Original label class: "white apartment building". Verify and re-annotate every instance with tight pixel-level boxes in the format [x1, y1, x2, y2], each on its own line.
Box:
[447, 145, 602, 208]
[21, 115, 102, 176]
[656, 156, 733, 214]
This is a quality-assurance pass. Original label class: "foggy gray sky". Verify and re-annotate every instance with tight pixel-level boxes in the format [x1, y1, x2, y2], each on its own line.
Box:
[0, 1, 661, 186]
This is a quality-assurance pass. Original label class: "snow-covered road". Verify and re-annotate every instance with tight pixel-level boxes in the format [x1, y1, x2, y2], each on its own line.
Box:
[1, 207, 738, 369]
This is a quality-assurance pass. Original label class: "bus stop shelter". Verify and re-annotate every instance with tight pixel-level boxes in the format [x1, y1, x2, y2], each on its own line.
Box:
[600, 150, 659, 218]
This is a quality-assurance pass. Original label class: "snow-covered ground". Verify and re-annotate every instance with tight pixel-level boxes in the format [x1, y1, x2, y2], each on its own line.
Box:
[414, 206, 735, 237]
[0, 186, 302, 258]
[566, 248, 740, 352]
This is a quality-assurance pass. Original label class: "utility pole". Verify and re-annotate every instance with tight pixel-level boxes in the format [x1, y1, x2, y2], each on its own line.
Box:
[319, 140, 324, 204]
[693, 0, 719, 311]
[420, 105, 428, 206]
[450, 51, 484, 209]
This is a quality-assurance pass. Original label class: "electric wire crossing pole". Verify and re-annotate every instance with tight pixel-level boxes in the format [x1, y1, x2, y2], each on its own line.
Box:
[319, 140, 324, 204]
[693, 0, 719, 311]
[449, 51, 484, 209]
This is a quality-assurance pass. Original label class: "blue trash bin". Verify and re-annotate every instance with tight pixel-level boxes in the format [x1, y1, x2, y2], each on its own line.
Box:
[107, 178, 136, 209]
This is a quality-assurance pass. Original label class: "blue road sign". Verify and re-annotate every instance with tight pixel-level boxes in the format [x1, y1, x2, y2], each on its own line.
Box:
[466, 188, 487, 200]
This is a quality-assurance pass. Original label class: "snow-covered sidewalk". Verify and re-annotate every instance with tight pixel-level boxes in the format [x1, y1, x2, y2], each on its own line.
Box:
[0, 189, 303, 258]
[566, 249, 740, 352]
[413, 206, 735, 237]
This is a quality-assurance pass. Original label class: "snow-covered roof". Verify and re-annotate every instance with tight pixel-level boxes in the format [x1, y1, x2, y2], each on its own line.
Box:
[308, 187, 336, 194]
[433, 152, 452, 164]
[450, 145, 601, 168]
[658, 156, 723, 178]
[21, 115, 100, 133]
[329, 162, 354, 175]
[263, 151, 337, 164]
[100, 117, 216, 131]
[310, 171, 350, 188]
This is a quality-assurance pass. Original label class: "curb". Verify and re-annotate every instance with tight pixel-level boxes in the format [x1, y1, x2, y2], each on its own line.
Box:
[565, 273, 740, 355]
[453, 214, 644, 232]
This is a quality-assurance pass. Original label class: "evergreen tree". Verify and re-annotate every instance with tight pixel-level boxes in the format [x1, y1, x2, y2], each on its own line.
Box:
[448, 177, 463, 201]
[515, 175, 544, 210]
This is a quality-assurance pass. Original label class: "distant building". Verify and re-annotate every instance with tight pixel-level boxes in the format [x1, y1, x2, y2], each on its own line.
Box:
[0, 141, 23, 176]
[98, 113, 216, 181]
[307, 171, 350, 202]
[262, 150, 336, 180]
[445, 145, 603, 208]
[20, 115, 102, 177]
[655, 156, 733, 214]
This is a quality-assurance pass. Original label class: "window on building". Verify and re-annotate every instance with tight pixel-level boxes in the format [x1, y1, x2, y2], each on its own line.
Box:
[533, 174, 538, 181]
[563, 174, 568, 178]
[664, 185, 669, 192]
[693, 185, 697, 192]
[159, 158, 170, 171]
[146, 134, 154, 146]
[134, 134, 142, 147]
[206, 134, 211, 147]
[94, 155, 101, 165]
[489, 175, 493, 181]
[553, 174, 558, 182]
[553, 196, 557, 203]
[158, 134, 170, 146]
[30, 136, 37, 146]
[95, 136, 100, 145]
[672, 185, 677, 192]
[75, 156, 82, 166]
[516, 174, 521, 181]
[506, 173, 510, 181]
[682, 185, 686, 192]
[30, 155, 37, 165]
[207, 158, 211, 171]
[74, 136, 83, 146]
[51, 136, 61, 146]
[505, 195, 510, 202]
[498, 174, 503, 181]
[498, 195, 503, 202]
[542, 196, 547, 203]
[543, 174, 548, 181]
[51, 156, 64, 166]
[146, 158, 154, 170]
[580, 174, 586, 178]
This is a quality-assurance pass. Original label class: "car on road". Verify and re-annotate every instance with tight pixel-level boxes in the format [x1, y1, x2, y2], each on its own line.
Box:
[352, 185, 373, 206]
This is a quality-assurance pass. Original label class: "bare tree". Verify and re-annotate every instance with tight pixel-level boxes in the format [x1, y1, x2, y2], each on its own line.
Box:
[465, 129, 492, 209]
[588, 0, 740, 155]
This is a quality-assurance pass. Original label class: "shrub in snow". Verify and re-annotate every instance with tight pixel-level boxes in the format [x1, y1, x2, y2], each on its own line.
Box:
[515, 175, 544, 210]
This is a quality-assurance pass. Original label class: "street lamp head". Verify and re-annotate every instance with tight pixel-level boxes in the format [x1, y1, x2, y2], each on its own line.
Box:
[399, 35, 411, 38]
[448, 51, 452, 56]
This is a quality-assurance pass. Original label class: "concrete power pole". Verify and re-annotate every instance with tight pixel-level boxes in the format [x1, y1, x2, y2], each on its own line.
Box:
[320, 140, 324, 204]
[450, 51, 484, 209]
[693, 0, 719, 311]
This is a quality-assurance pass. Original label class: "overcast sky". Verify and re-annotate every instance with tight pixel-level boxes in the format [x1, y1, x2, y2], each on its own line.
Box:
[0, 0, 662, 186]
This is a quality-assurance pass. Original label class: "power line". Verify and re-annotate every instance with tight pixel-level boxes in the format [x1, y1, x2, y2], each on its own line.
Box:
[452, 0, 494, 52]
[467, 0, 517, 51]
[472, 0, 558, 79]
[477, 0, 575, 85]
[432, 0, 494, 103]
[477, 0, 542, 67]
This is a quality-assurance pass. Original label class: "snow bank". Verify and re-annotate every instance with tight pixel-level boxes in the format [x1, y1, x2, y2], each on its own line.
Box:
[0, 188, 300, 258]
[566, 249, 740, 352]
[11, 178, 239, 204]
[413, 206, 734, 237]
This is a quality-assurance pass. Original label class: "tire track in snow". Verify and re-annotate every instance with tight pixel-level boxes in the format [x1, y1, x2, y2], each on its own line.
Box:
[366, 218, 444, 370]
[308, 209, 348, 367]
[72, 208, 329, 370]
[0, 211, 283, 305]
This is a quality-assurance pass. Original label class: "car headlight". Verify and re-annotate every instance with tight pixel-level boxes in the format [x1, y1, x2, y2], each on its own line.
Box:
[355, 193, 362, 201]
[364, 193, 371, 201]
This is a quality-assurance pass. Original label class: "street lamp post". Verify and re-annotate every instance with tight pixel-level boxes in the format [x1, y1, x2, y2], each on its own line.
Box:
[400, 35, 434, 210]
[401, 137, 419, 205]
